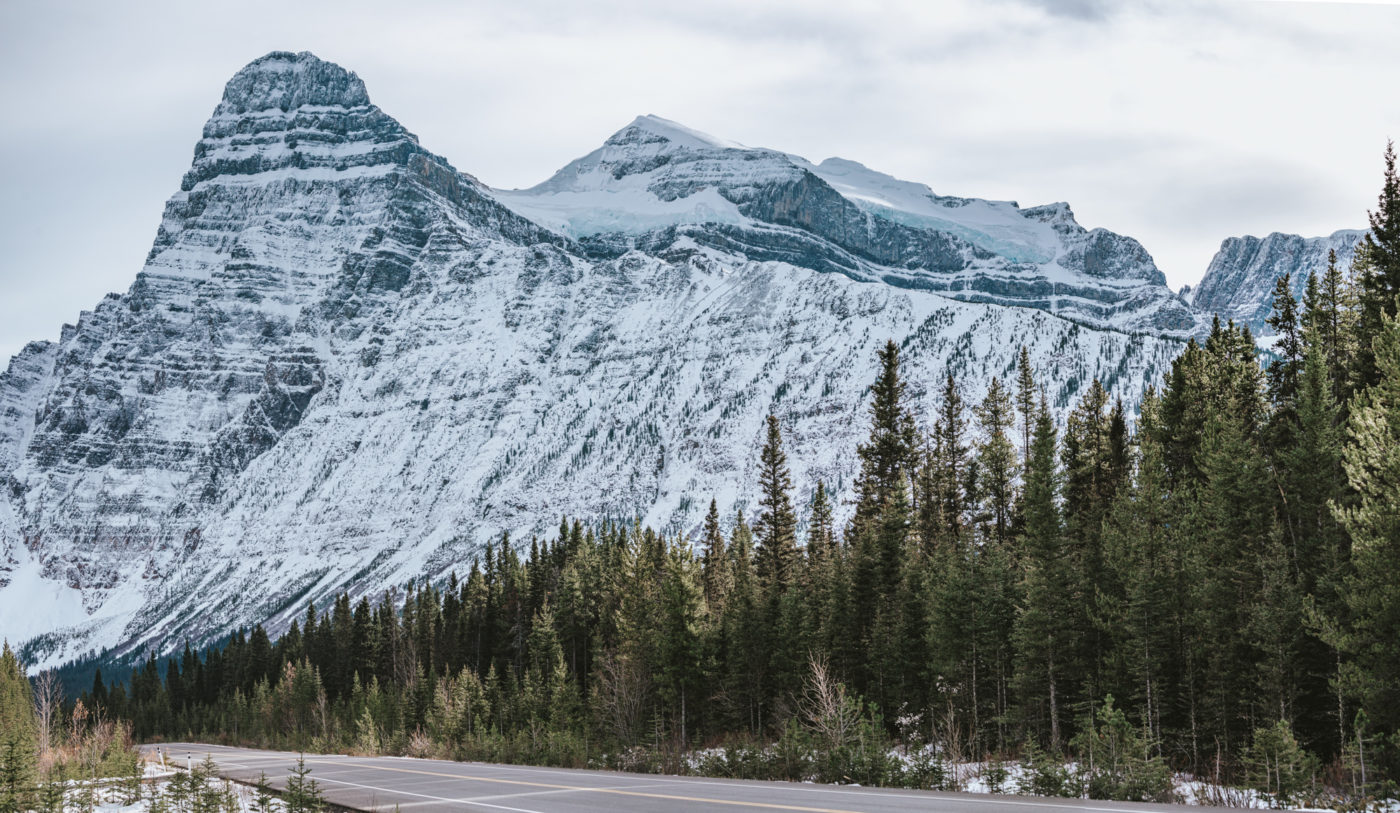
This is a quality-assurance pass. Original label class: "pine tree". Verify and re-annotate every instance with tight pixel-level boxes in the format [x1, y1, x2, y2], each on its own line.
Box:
[1190, 376, 1274, 753]
[1287, 343, 1352, 753]
[1013, 398, 1069, 750]
[700, 498, 731, 615]
[1353, 140, 1400, 391]
[656, 544, 704, 745]
[1301, 257, 1355, 404]
[1267, 271, 1304, 414]
[1101, 390, 1188, 756]
[975, 377, 1019, 545]
[1016, 345, 1036, 470]
[1059, 378, 1121, 704]
[282, 755, 326, 813]
[932, 373, 969, 544]
[849, 340, 918, 542]
[807, 482, 835, 562]
[0, 642, 36, 813]
[755, 415, 798, 594]
[721, 510, 765, 735]
[1335, 307, 1400, 777]
[845, 342, 919, 700]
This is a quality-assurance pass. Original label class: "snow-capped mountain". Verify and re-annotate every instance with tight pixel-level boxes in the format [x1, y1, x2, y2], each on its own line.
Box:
[0, 52, 1190, 668]
[1193, 229, 1367, 335]
[495, 114, 1200, 335]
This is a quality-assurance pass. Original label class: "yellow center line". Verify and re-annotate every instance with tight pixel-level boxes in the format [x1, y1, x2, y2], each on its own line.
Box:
[301, 757, 866, 813]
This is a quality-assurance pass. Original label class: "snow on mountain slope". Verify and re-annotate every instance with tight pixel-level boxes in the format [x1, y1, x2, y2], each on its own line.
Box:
[495, 115, 1198, 335]
[1, 53, 1186, 668]
[1193, 229, 1366, 335]
[804, 156, 1061, 265]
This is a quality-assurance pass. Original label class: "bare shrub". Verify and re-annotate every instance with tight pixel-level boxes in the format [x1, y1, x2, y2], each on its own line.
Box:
[798, 654, 860, 751]
[593, 650, 649, 746]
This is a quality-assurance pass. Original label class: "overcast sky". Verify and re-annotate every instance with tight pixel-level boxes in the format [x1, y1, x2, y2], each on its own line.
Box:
[2, 0, 1399, 363]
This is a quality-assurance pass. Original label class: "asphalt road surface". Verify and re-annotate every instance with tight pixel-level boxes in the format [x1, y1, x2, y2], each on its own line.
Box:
[143, 743, 1211, 813]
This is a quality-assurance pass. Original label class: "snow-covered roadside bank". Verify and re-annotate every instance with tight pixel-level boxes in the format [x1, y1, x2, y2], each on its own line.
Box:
[674, 744, 1399, 811]
[48, 756, 289, 813]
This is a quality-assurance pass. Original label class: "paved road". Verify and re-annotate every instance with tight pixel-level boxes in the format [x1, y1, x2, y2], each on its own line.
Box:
[143, 743, 1208, 813]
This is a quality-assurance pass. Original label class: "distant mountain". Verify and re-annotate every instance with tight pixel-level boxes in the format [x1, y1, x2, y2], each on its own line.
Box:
[0, 52, 1189, 669]
[1193, 229, 1367, 336]
[495, 114, 1199, 334]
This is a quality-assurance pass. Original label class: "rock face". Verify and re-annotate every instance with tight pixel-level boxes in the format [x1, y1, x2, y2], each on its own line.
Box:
[1193, 229, 1366, 335]
[0, 52, 1190, 668]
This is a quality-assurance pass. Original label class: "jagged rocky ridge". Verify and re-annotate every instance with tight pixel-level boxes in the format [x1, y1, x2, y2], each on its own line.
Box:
[1191, 229, 1367, 336]
[1, 52, 1192, 667]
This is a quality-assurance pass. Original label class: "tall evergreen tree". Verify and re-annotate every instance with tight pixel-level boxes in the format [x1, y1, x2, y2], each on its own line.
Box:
[1267, 271, 1304, 414]
[0, 642, 37, 813]
[755, 415, 798, 594]
[974, 377, 1019, 545]
[722, 510, 766, 734]
[1012, 398, 1068, 750]
[1059, 378, 1121, 702]
[1335, 307, 1400, 777]
[656, 544, 704, 745]
[934, 373, 969, 542]
[1287, 343, 1352, 754]
[1353, 141, 1400, 391]
[700, 498, 731, 615]
[1189, 371, 1274, 754]
[1102, 391, 1188, 754]
[806, 481, 836, 570]
[849, 340, 918, 541]
[1016, 345, 1036, 470]
[1302, 254, 1357, 404]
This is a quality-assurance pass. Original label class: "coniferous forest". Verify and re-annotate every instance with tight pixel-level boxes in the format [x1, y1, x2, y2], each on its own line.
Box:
[5, 147, 1400, 808]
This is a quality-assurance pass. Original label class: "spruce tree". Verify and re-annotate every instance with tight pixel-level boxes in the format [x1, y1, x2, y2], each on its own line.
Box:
[1016, 345, 1036, 470]
[1288, 343, 1352, 753]
[1302, 254, 1358, 404]
[846, 342, 918, 698]
[803, 480, 839, 662]
[1335, 307, 1400, 777]
[849, 340, 918, 541]
[282, 755, 326, 813]
[1012, 398, 1069, 750]
[975, 377, 1019, 545]
[722, 510, 764, 734]
[914, 441, 943, 557]
[1353, 140, 1400, 391]
[1189, 376, 1274, 753]
[1267, 271, 1303, 414]
[656, 546, 703, 745]
[755, 415, 798, 594]
[700, 498, 731, 615]
[806, 481, 836, 570]
[1060, 378, 1121, 703]
[0, 642, 36, 813]
[1102, 391, 1188, 754]
[934, 373, 968, 541]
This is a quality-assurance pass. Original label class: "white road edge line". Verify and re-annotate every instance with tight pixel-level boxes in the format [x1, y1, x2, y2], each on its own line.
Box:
[263, 771, 549, 813]
[161, 746, 1175, 813]
[441, 759, 1164, 813]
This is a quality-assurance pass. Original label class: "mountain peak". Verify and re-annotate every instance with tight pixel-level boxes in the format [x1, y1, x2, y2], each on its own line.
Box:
[1193, 227, 1367, 336]
[215, 51, 370, 116]
[609, 114, 747, 151]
